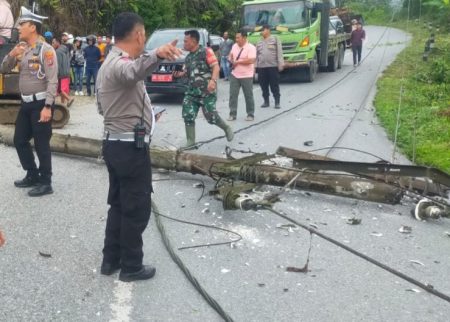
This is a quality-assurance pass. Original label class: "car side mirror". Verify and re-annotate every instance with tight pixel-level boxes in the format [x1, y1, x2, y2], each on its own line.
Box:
[10, 28, 19, 43]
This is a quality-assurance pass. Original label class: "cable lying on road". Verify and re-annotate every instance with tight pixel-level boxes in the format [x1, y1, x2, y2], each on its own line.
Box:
[152, 200, 235, 322]
[264, 206, 450, 304]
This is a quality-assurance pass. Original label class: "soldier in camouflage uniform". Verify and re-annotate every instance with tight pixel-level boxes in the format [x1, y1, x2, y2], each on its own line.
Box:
[174, 30, 233, 147]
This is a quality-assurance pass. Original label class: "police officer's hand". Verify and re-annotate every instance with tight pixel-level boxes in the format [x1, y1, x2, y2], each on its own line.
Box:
[155, 112, 163, 122]
[156, 40, 182, 61]
[9, 42, 27, 58]
[39, 106, 52, 123]
[0, 230, 5, 247]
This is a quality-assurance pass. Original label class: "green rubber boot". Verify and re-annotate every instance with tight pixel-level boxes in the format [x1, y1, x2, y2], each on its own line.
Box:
[216, 117, 234, 142]
[185, 124, 196, 147]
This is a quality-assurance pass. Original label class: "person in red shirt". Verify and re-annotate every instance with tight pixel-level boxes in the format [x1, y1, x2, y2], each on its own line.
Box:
[351, 22, 366, 67]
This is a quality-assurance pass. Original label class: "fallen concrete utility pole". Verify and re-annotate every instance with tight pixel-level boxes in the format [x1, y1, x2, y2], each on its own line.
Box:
[0, 125, 403, 204]
[277, 146, 450, 196]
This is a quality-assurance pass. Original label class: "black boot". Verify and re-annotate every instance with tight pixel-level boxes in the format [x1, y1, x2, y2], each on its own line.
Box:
[274, 98, 281, 109]
[14, 171, 40, 188]
[28, 184, 53, 197]
[260, 99, 269, 108]
[119, 265, 156, 282]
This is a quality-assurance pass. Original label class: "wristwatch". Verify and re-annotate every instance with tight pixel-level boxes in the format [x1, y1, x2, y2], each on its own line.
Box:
[211, 79, 217, 83]
[44, 104, 52, 109]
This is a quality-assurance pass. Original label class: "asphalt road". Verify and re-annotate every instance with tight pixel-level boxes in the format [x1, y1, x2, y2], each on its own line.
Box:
[1, 26, 450, 322]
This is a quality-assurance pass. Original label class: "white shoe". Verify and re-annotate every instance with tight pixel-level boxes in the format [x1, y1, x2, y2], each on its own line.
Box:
[74, 91, 79, 96]
[79, 91, 84, 96]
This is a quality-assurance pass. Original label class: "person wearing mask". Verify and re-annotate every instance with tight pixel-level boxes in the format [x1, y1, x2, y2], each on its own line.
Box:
[256, 24, 284, 109]
[83, 35, 101, 96]
[0, 0, 13, 40]
[219, 31, 233, 81]
[227, 30, 256, 122]
[52, 37, 73, 106]
[61, 32, 74, 57]
[351, 22, 366, 67]
[0, 7, 58, 197]
[72, 38, 85, 95]
[173, 30, 234, 147]
[96, 12, 181, 282]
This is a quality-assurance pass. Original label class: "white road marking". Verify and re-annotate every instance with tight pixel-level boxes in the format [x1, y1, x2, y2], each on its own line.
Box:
[109, 281, 134, 322]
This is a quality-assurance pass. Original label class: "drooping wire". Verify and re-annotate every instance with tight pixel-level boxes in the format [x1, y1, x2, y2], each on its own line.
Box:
[153, 210, 242, 250]
[391, 0, 412, 163]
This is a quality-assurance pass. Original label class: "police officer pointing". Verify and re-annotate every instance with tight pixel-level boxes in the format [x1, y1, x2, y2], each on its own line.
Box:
[96, 12, 181, 282]
[1, 7, 58, 197]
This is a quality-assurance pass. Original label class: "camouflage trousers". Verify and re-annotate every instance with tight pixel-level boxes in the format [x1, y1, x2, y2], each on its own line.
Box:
[182, 93, 220, 126]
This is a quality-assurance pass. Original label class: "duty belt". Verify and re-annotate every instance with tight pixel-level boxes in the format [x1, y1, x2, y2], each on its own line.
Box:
[103, 131, 150, 144]
[21, 92, 47, 103]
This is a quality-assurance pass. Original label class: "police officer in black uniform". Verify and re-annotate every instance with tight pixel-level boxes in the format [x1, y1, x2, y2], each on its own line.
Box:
[1, 7, 58, 197]
[96, 12, 180, 282]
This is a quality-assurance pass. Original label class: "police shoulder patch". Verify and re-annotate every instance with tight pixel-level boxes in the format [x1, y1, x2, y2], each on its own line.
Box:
[44, 50, 54, 66]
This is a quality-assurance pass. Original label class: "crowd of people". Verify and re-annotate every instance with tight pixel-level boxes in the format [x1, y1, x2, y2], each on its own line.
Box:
[43, 31, 113, 99]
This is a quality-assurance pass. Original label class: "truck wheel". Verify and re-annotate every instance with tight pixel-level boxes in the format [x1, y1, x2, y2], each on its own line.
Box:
[303, 54, 317, 82]
[337, 44, 345, 69]
[327, 51, 338, 72]
[52, 104, 70, 129]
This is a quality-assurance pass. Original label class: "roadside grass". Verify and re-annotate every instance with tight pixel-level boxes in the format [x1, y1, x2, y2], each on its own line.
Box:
[374, 22, 450, 173]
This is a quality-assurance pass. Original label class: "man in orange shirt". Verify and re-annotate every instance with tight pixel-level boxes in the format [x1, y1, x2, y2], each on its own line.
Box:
[97, 35, 106, 67]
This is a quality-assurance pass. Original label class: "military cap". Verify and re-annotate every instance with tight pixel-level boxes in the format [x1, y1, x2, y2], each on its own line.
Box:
[17, 6, 48, 25]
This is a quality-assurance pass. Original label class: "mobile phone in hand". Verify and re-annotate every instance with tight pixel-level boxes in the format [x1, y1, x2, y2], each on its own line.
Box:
[153, 105, 166, 115]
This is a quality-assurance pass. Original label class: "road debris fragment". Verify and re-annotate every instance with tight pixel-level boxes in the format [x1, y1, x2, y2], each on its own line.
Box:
[398, 226, 412, 234]
[406, 288, 421, 293]
[409, 260, 425, 266]
[370, 232, 383, 237]
[346, 217, 362, 225]
[38, 251, 52, 258]
[286, 266, 309, 273]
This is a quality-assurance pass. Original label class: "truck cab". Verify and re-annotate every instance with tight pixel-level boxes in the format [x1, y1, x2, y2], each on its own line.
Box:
[241, 0, 349, 82]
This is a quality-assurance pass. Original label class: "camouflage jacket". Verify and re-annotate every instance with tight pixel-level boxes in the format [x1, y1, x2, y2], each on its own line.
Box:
[185, 46, 217, 97]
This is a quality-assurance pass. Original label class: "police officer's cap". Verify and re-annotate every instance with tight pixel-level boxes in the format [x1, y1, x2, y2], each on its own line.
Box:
[17, 6, 48, 25]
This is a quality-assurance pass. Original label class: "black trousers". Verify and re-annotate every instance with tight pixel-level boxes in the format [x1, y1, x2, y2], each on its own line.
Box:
[258, 67, 280, 102]
[13, 99, 52, 184]
[102, 140, 152, 273]
[352, 45, 362, 65]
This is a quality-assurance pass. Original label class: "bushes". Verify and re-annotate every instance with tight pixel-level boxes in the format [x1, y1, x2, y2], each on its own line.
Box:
[374, 23, 450, 172]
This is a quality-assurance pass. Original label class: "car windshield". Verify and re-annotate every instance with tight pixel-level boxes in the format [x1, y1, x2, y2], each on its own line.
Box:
[145, 30, 187, 50]
[241, 1, 308, 31]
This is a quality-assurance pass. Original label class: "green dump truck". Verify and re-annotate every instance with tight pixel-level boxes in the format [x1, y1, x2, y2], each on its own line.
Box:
[241, 0, 350, 82]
